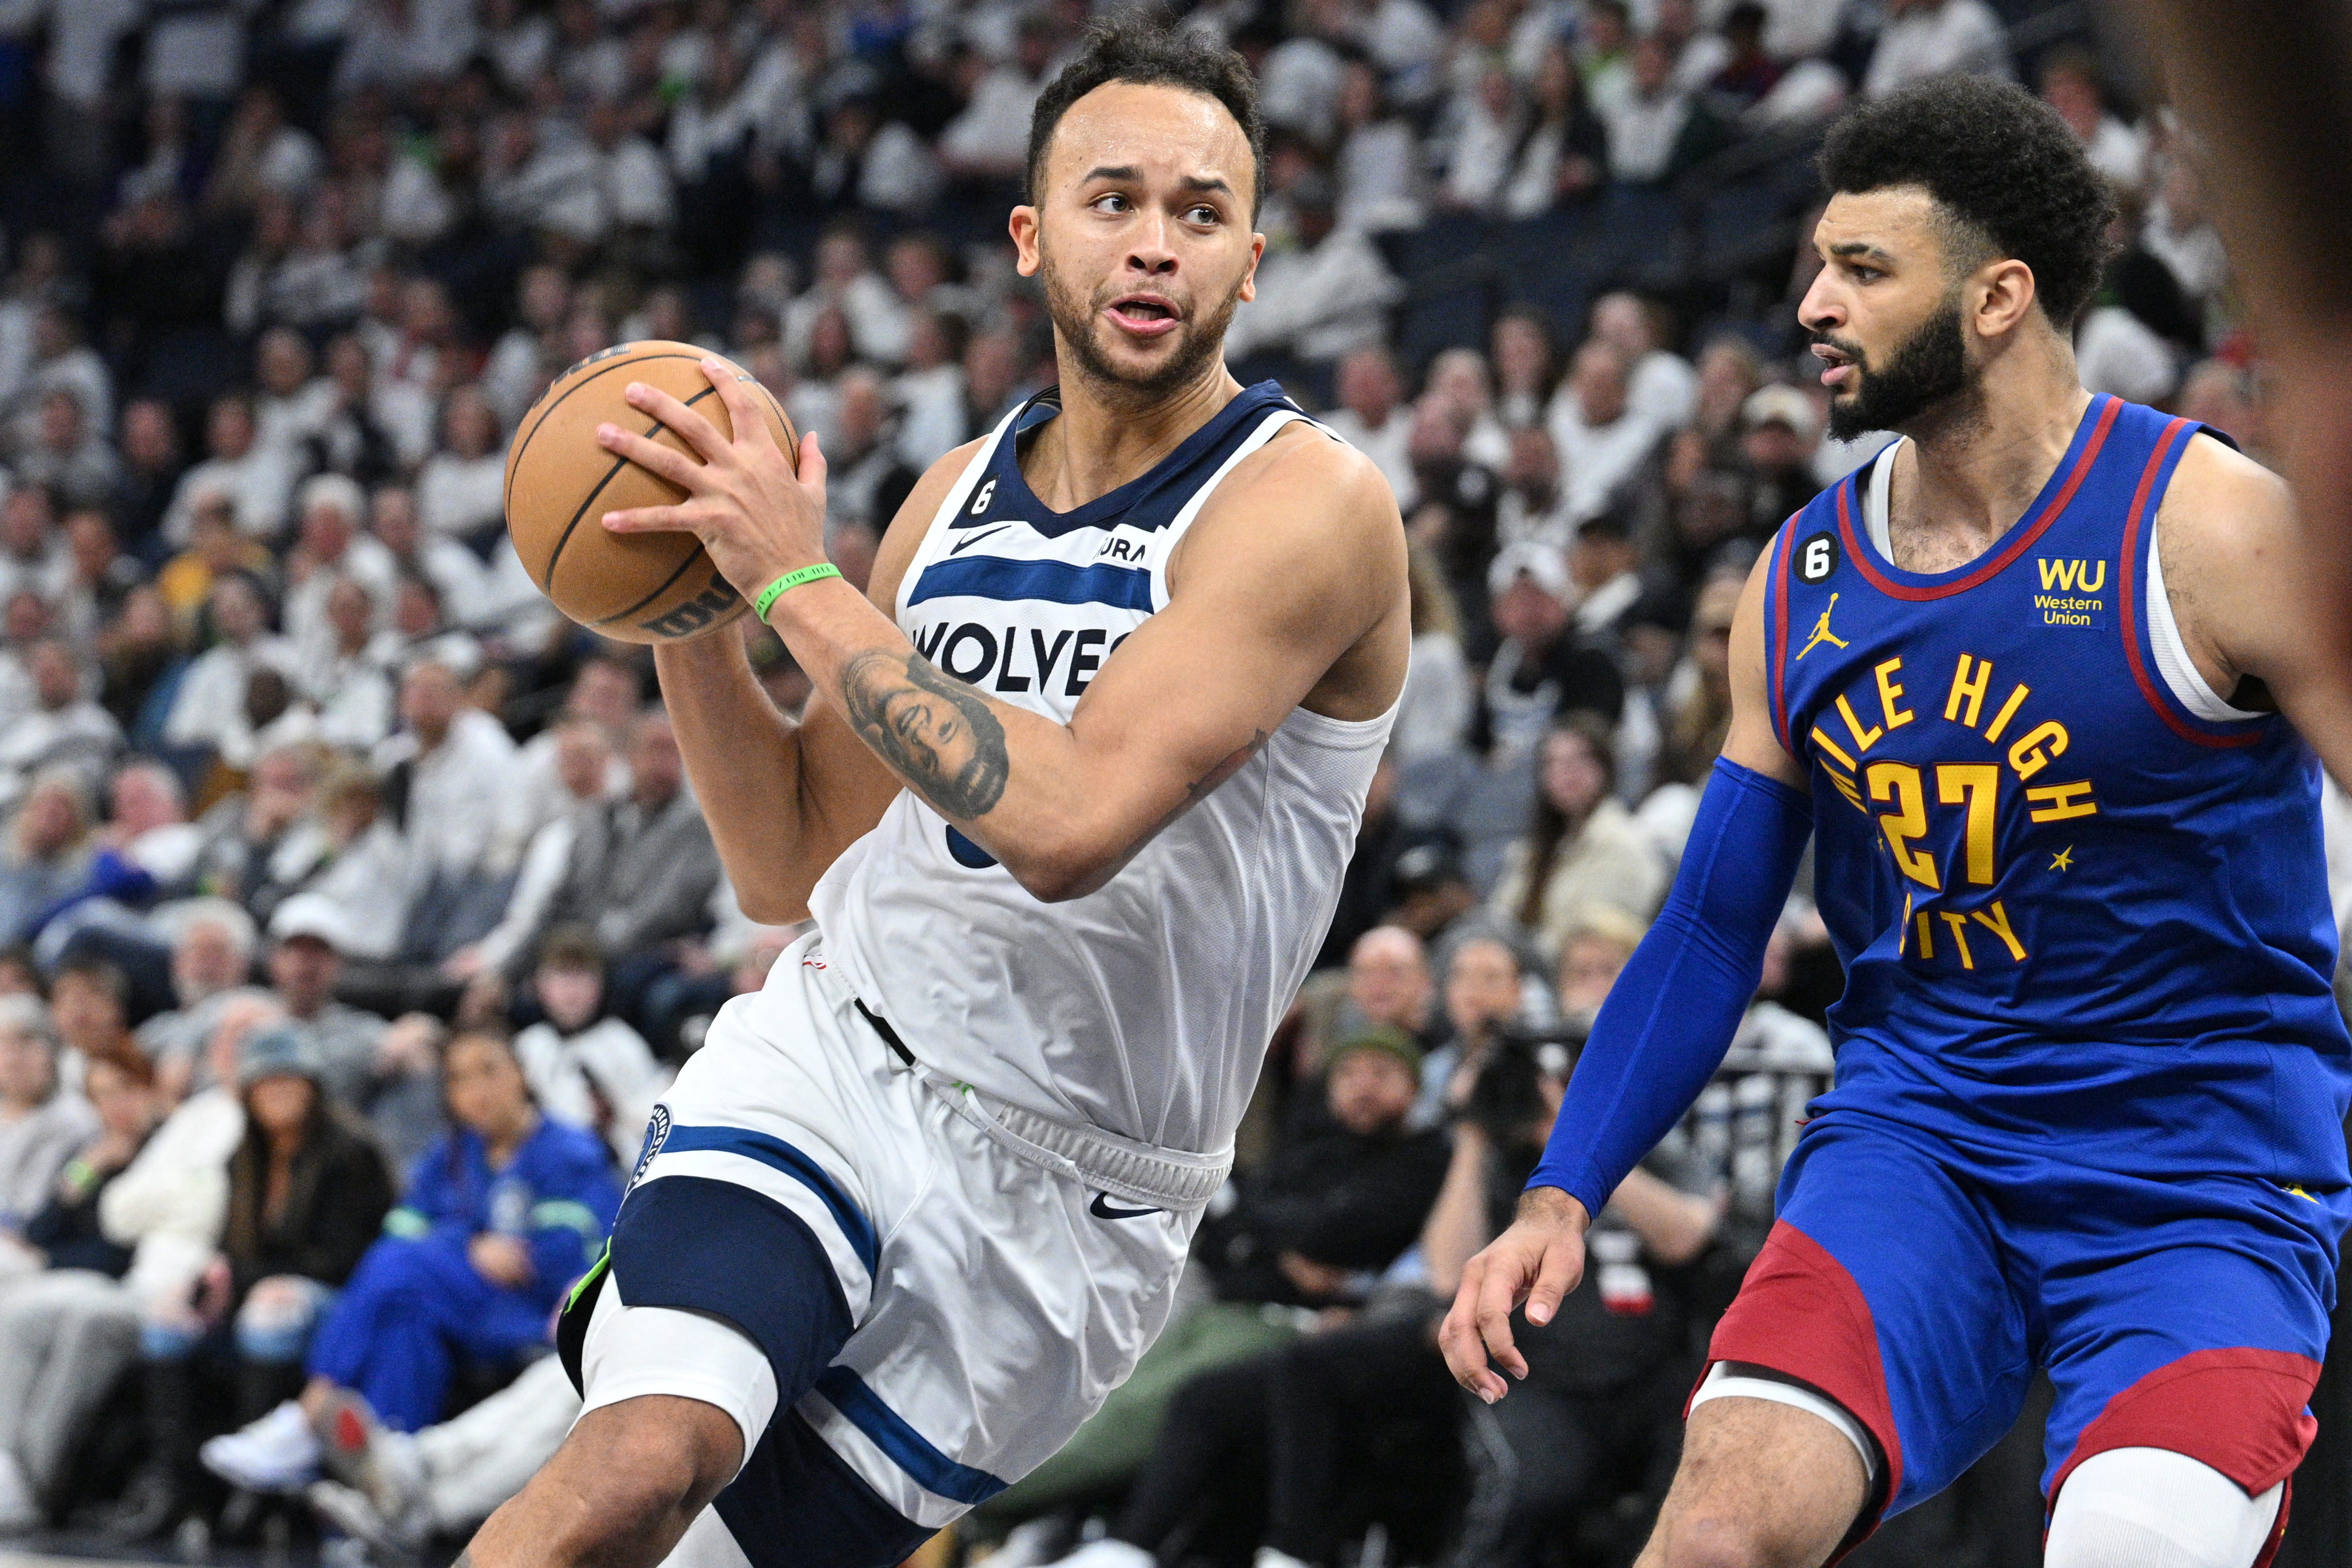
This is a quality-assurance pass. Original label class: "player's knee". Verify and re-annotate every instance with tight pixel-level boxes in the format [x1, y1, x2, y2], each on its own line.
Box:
[566, 1397, 744, 1528]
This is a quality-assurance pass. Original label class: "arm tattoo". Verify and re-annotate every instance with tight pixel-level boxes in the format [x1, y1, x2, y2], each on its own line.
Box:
[839, 649, 1011, 819]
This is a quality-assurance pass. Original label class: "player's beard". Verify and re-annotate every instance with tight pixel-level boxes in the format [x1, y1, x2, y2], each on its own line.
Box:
[1822, 295, 1972, 442]
[1039, 245, 1242, 407]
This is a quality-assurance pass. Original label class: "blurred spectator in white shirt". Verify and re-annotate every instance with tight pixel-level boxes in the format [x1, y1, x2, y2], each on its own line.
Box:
[0, 640, 120, 813]
[250, 329, 337, 473]
[1334, 62, 1428, 234]
[511, 657, 637, 850]
[2037, 46, 2143, 194]
[450, 718, 619, 986]
[785, 228, 913, 370]
[12, 307, 112, 457]
[370, 485, 487, 630]
[1592, 290, 1697, 429]
[1259, 0, 1352, 146]
[1224, 176, 1403, 369]
[1322, 347, 1420, 514]
[1862, 0, 2008, 100]
[163, 573, 297, 769]
[483, 265, 572, 431]
[1602, 34, 1707, 185]
[895, 311, 970, 471]
[1442, 67, 1520, 214]
[0, 488, 72, 609]
[415, 387, 508, 545]
[284, 475, 398, 670]
[163, 396, 295, 546]
[372, 660, 524, 884]
[1546, 341, 1660, 523]
[2142, 157, 2229, 320]
[102, 762, 204, 888]
[302, 579, 398, 751]
[938, 19, 1053, 181]
[16, 391, 120, 511]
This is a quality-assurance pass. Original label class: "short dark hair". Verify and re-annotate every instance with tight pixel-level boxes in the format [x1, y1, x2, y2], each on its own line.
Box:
[1025, 17, 1268, 219]
[1818, 75, 2116, 330]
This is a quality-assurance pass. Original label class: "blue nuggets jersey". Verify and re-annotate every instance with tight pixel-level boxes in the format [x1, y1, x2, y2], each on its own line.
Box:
[1765, 394, 2352, 1192]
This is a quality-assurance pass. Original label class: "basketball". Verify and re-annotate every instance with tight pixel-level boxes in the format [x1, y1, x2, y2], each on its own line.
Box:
[503, 341, 798, 644]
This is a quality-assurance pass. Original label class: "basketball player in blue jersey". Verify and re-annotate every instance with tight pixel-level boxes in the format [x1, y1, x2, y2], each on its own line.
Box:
[1444, 76, 2352, 1568]
[452, 20, 1407, 1568]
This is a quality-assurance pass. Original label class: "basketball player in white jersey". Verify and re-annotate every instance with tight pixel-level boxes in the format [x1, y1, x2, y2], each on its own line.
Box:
[459, 21, 1407, 1568]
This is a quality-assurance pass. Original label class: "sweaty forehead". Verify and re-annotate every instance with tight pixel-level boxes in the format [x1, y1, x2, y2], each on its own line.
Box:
[1043, 79, 1254, 205]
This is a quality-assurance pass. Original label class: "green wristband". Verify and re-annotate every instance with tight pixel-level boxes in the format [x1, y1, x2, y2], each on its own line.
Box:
[753, 563, 841, 619]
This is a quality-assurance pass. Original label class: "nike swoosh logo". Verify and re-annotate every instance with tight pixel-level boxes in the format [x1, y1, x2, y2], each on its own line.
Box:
[1089, 1193, 1162, 1220]
[950, 526, 1009, 555]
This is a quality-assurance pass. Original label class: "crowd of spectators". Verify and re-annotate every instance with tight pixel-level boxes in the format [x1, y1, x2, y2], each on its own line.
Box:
[0, 0, 2327, 1564]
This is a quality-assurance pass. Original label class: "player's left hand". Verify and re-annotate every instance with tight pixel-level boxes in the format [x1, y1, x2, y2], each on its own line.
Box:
[1438, 1186, 1590, 1403]
[597, 357, 831, 605]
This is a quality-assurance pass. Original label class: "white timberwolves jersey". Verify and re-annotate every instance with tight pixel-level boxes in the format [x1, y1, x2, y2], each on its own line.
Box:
[807, 381, 1395, 1158]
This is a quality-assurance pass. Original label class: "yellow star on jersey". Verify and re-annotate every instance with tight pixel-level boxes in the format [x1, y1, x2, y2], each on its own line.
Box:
[2051, 846, 2074, 872]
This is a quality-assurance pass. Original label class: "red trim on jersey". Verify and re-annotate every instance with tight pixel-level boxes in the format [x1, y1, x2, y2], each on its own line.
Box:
[1835, 395, 2122, 602]
[1701, 1220, 1901, 1563]
[1769, 521, 1794, 754]
[2117, 417, 2264, 749]
[2047, 1346, 2321, 1518]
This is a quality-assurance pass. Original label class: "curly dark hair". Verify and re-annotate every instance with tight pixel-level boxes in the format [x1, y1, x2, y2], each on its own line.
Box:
[1818, 75, 2117, 330]
[1025, 16, 1267, 219]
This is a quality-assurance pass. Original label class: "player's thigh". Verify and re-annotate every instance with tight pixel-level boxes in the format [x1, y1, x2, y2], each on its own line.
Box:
[1635, 1395, 1869, 1568]
[1706, 1115, 2034, 1521]
[2036, 1190, 2333, 1526]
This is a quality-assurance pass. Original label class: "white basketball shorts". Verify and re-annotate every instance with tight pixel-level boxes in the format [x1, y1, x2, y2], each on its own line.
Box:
[569, 932, 1199, 1563]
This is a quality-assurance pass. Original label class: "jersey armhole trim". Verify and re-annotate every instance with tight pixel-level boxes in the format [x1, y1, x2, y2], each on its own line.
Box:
[894, 406, 1026, 625]
[1767, 520, 1795, 756]
[1148, 408, 1316, 614]
[2117, 416, 2267, 748]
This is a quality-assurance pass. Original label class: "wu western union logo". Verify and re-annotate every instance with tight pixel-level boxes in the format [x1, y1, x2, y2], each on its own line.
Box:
[2033, 558, 2106, 627]
[2035, 558, 2106, 592]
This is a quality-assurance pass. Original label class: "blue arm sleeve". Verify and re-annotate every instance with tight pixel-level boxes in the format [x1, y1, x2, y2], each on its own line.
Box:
[1525, 756, 1814, 1219]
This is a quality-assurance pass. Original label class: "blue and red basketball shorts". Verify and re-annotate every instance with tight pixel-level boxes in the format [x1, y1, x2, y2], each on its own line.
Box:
[1700, 1108, 2344, 1565]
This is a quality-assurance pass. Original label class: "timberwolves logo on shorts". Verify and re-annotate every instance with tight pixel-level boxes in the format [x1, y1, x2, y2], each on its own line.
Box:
[629, 1104, 672, 1192]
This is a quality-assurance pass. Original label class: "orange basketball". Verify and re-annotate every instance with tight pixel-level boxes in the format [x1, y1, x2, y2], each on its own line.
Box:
[504, 341, 798, 644]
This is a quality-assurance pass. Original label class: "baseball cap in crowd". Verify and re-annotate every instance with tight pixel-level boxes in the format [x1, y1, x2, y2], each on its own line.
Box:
[270, 894, 354, 951]
[1331, 1024, 1424, 1078]
[239, 1023, 322, 1087]
[1486, 539, 1572, 601]
[1741, 384, 1823, 442]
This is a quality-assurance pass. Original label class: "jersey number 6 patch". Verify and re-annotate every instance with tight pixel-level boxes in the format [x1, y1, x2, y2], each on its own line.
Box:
[1799, 531, 1840, 585]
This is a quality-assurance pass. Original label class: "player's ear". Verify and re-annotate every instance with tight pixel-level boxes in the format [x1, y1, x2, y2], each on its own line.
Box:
[1974, 257, 2038, 339]
[1010, 205, 1042, 278]
[1239, 230, 1265, 305]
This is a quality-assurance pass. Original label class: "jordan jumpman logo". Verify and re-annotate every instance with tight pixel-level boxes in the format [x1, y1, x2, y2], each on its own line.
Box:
[1796, 593, 1849, 660]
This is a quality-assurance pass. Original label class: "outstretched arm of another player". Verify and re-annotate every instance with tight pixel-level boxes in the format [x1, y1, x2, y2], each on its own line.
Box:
[607, 361, 1407, 904]
[1438, 547, 1812, 1404]
[2158, 434, 2352, 793]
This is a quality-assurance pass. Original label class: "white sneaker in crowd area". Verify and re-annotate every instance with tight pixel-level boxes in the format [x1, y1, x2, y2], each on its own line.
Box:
[0, 1448, 41, 1533]
[309, 1480, 416, 1564]
[200, 1399, 325, 1494]
[1038, 1539, 1154, 1568]
[1251, 1550, 1316, 1568]
[314, 1386, 429, 1544]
